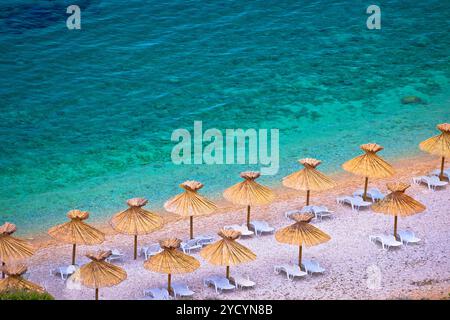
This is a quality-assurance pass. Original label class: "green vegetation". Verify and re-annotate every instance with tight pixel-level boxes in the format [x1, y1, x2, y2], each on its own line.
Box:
[0, 290, 54, 300]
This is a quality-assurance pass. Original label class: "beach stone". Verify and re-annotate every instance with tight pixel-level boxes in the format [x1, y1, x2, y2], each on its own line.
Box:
[401, 95, 424, 104]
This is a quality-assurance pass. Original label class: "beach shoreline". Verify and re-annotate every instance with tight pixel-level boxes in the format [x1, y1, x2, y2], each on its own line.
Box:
[18, 152, 450, 300]
[26, 153, 438, 246]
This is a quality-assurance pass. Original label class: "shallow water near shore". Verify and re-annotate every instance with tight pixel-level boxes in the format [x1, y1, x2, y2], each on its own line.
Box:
[1, 0, 450, 234]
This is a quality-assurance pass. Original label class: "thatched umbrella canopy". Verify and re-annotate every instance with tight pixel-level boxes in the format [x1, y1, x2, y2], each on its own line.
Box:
[223, 171, 275, 228]
[77, 250, 127, 300]
[144, 238, 200, 294]
[200, 229, 256, 279]
[342, 143, 395, 201]
[0, 264, 45, 294]
[419, 123, 450, 181]
[164, 180, 217, 239]
[110, 198, 163, 259]
[0, 222, 34, 278]
[275, 213, 330, 267]
[48, 210, 105, 265]
[283, 158, 336, 205]
[372, 182, 426, 239]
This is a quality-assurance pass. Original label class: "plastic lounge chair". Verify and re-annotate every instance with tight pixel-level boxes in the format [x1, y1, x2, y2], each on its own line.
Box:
[368, 188, 385, 201]
[397, 230, 421, 245]
[249, 220, 275, 236]
[337, 196, 372, 211]
[172, 283, 195, 298]
[412, 176, 426, 185]
[106, 249, 124, 262]
[50, 265, 78, 280]
[430, 168, 450, 179]
[369, 234, 403, 250]
[413, 176, 448, 190]
[311, 206, 334, 220]
[194, 235, 215, 246]
[274, 264, 307, 280]
[422, 176, 448, 190]
[141, 244, 162, 260]
[230, 275, 255, 289]
[143, 288, 171, 300]
[353, 188, 385, 202]
[301, 260, 325, 274]
[223, 224, 254, 237]
[180, 239, 202, 254]
[204, 275, 235, 294]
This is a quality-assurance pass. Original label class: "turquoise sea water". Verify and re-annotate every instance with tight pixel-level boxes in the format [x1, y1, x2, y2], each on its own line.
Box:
[1, 1, 449, 235]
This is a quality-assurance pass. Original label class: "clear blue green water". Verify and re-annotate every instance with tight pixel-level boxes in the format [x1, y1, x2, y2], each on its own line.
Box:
[1, 0, 449, 235]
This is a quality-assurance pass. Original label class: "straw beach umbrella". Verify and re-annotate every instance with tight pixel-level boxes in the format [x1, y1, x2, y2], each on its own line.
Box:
[77, 250, 127, 300]
[223, 171, 275, 229]
[0, 264, 45, 294]
[372, 182, 425, 239]
[164, 181, 217, 240]
[200, 229, 256, 279]
[48, 210, 105, 265]
[0, 222, 34, 278]
[144, 238, 200, 294]
[110, 198, 163, 260]
[419, 123, 450, 181]
[275, 213, 330, 267]
[283, 158, 336, 205]
[342, 143, 395, 201]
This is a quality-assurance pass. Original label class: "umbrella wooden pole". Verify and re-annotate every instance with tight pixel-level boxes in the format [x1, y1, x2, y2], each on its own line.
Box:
[1, 261, 4, 278]
[226, 266, 230, 279]
[134, 235, 138, 260]
[168, 273, 172, 295]
[246, 205, 251, 229]
[190, 216, 194, 240]
[363, 177, 369, 201]
[440, 156, 446, 181]
[394, 215, 398, 240]
[95, 288, 99, 300]
[72, 244, 76, 265]
[298, 245, 303, 267]
[306, 190, 310, 206]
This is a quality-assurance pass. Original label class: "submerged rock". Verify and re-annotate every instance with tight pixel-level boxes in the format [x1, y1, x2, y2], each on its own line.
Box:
[401, 96, 424, 104]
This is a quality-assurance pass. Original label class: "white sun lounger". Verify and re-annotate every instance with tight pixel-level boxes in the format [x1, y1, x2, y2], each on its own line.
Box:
[301, 260, 325, 274]
[106, 249, 124, 263]
[311, 206, 334, 220]
[412, 176, 448, 191]
[353, 188, 385, 202]
[143, 288, 171, 300]
[141, 244, 163, 260]
[285, 206, 333, 221]
[397, 230, 421, 245]
[274, 264, 307, 280]
[230, 274, 256, 289]
[337, 196, 372, 211]
[249, 220, 275, 236]
[172, 283, 195, 298]
[223, 224, 254, 237]
[180, 239, 203, 254]
[204, 275, 236, 294]
[194, 235, 215, 246]
[430, 168, 450, 179]
[50, 265, 78, 280]
[369, 234, 403, 250]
